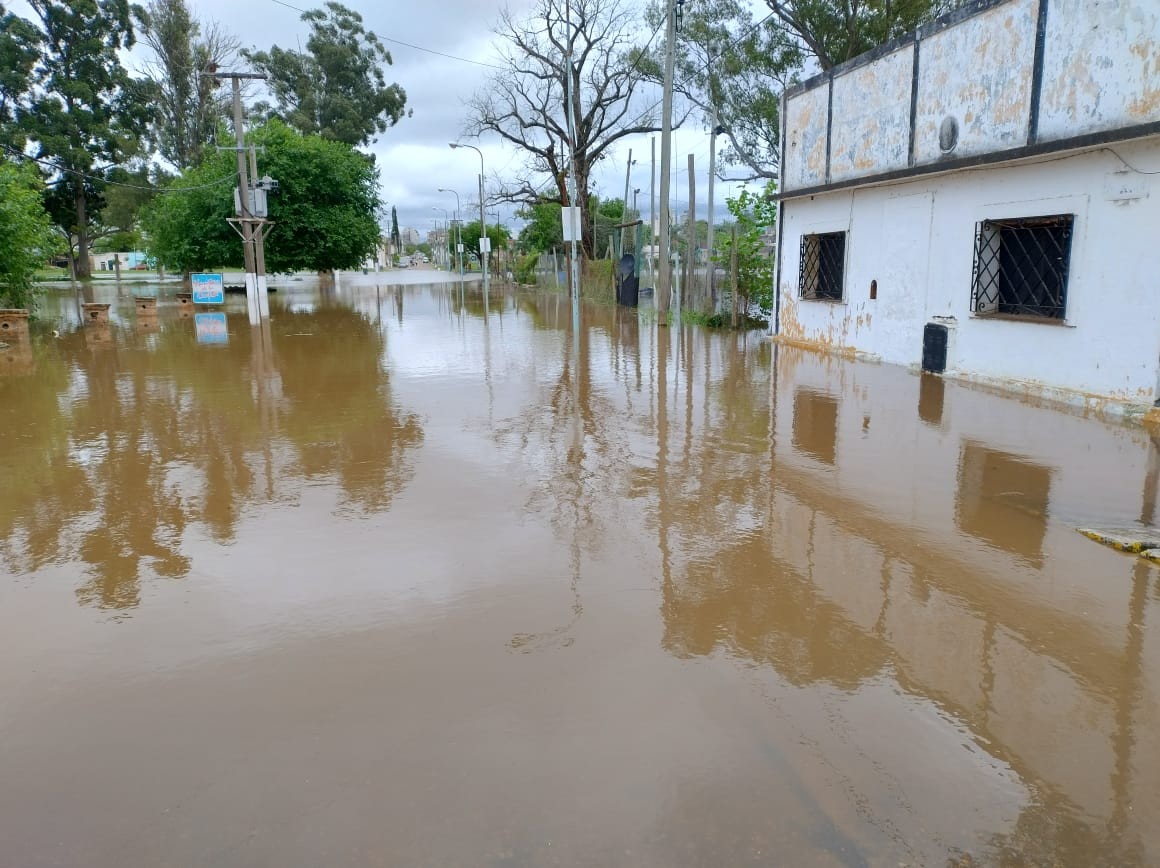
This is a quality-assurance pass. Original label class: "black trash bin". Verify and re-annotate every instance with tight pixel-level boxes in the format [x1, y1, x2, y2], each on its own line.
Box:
[615, 253, 639, 307]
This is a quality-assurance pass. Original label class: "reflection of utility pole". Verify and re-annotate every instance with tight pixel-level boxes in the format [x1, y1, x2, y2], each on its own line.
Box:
[209, 69, 270, 324]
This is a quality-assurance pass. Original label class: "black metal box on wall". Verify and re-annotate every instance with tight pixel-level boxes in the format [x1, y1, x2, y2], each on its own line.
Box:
[922, 322, 948, 374]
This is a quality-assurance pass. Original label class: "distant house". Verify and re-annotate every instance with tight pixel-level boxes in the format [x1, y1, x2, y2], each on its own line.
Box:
[774, 0, 1160, 411]
[90, 251, 151, 272]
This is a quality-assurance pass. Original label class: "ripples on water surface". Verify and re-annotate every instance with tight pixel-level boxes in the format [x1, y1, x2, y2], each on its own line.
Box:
[1, 276, 1158, 866]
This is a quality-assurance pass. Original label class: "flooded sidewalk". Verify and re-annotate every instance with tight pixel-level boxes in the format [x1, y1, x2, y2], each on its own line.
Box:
[1, 281, 1158, 866]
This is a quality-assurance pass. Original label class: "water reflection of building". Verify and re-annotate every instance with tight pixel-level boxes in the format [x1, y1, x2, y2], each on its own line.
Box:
[657, 343, 1159, 864]
[0, 300, 424, 613]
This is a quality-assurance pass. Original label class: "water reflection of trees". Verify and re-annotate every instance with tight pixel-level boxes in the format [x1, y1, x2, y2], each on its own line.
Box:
[0, 302, 423, 612]
[274, 305, 423, 515]
[492, 296, 640, 650]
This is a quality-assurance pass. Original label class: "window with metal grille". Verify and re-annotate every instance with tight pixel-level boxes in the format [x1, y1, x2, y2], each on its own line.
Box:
[799, 232, 846, 301]
[971, 215, 1074, 321]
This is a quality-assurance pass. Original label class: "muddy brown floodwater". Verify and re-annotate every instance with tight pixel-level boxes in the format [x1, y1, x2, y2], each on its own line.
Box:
[1, 277, 1159, 866]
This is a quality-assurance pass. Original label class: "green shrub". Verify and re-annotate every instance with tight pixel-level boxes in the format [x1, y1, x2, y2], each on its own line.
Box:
[514, 252, 539, 285]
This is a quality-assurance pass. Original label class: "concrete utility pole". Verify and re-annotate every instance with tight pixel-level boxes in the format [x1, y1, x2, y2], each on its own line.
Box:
[211, 70, 269, 324]
[438, 188, 464, 276]
[620, 149, 633, 255]
[247, 144, 274, 294]
[686, 153, 696, 310]
[657, 0, 678, 319]
[650, 136, 656, 279]
[707, 116, 722, 308]
[564, 10, 581, 297]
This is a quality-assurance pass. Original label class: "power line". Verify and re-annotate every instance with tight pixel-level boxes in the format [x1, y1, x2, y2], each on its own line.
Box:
[265, 0, 507, 71]
[1, 144, 237, 193]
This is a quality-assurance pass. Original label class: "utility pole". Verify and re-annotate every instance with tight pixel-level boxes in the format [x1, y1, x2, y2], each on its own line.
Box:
[686, 153, 696, 311]
[205, 70, 272, 322]
[231, 74, 258, 322]
[730, 224, 739, 329]
[248, 144, 275, 300]
[657, 0, 678, 319]
[210, 70, 270, 324]
[707, 115, 720, 309]
[650, 136, 657, 280]
[478, 173, 487, 282]
[564, 10, 581, 297]
[620, 148, 633, 255]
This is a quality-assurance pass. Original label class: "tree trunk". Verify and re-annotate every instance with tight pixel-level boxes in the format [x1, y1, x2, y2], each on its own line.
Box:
[74, 187, 92, 280]
[576, 164, 593, 261]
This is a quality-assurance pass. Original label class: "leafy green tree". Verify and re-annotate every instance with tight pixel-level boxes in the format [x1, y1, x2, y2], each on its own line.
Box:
[516, 200, 563, 253]
[715, 183, 777, 317]
[766, 0, 956, 70]
[245, 2, 407, 148]
[0, 160, 55, 309]
[136, 0, 239, 169]
[0, 4, 41, 147]
[142, 120, 380, 274]
[20, 0, 149, 279]
[454, 220, 511, 266]
[92, 165, 167, 252]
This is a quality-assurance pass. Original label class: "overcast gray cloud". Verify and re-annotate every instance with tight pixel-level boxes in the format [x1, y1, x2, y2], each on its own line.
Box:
[11, 0, 751, 238]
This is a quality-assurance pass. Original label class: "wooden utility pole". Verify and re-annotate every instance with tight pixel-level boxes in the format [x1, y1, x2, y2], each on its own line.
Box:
[650, 137, 656, 280]
[656, 1, 676, 319]
[707, 115, 719, 309]
[730, 224, 739, 329]
[620, 148, 633, 255]
[686, 153, 696, 310]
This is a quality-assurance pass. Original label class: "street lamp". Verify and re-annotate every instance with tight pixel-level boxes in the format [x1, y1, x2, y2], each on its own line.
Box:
[438, 187, 463, 276]
[449, 142, 488, 285]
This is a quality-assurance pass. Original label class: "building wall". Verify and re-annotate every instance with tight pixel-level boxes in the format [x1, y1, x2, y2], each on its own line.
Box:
[781, 0, 1160, 194]
[911, 0, 1037, 165]
[777, 138, 1160, 402]
[829, 44, 914, 182]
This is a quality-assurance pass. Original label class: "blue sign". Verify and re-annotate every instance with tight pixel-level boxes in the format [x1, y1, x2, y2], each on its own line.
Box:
[191, 272, 225, 304]
[194, 312, 229, 345]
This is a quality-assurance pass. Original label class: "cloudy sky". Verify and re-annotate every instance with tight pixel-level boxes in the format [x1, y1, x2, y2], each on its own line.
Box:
[14, 0, 756, 238]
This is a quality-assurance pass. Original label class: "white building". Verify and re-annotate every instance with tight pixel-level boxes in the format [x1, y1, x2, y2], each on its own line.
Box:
[774, 0, 1160, 412]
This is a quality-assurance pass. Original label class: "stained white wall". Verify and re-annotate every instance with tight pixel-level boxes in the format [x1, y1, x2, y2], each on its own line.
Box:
[1038, 0, 1160, 140]
[830, 44, 914, 182]
[912, 0, 1037, 165]
[781, 0, 1160, 193]
[777, 139, 1160, 402]
[783, 84, 829, 191]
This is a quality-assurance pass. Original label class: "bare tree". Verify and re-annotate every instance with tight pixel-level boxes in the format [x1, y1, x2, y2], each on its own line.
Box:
[136, 0, 240, 169]
[466, 0, 663, 259]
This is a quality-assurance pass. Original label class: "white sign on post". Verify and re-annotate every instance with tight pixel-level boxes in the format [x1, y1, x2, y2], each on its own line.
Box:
[479, 237, 492, 254]
[561, 206, 582, 242]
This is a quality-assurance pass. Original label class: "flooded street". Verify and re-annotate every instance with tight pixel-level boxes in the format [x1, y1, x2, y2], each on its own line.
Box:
[2, 277, 1158, 866]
